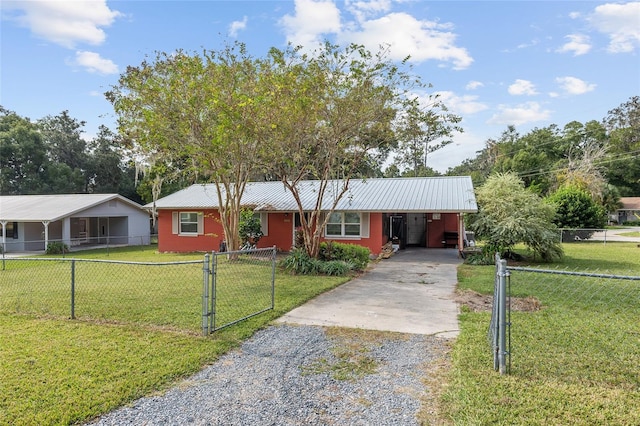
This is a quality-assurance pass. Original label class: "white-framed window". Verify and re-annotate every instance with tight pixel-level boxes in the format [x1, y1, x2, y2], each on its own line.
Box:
[172, 211, 203, 235]
[326, 212, 362, 237]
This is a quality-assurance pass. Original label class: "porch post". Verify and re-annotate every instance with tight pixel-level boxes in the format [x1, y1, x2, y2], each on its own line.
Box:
[61, 217, 71, 247]
[1, 221, 6, 251]
[42, 220, 50, 250]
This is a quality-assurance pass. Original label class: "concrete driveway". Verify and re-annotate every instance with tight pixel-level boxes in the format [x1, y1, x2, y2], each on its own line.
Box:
[276, 248, 461, 338]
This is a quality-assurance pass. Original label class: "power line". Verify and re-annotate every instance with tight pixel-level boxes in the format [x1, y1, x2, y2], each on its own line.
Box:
[516, 149, 640, 180]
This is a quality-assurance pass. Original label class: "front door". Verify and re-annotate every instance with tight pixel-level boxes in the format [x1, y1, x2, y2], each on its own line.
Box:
[406, 213, 426, 246]
[390, 215, 405, 249]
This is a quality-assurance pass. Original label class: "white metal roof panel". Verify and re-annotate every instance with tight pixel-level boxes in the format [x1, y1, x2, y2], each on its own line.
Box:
[0, 194, 144, 222]
[149, 177, 477, 213]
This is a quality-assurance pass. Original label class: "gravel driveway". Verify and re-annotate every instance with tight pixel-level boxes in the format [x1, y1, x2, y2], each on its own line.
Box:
[89, 249, 458, 425]
[88, 324, 451, 425]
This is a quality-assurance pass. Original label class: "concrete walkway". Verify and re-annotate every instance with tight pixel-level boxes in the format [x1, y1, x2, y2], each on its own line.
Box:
[277, 248, 461, 338]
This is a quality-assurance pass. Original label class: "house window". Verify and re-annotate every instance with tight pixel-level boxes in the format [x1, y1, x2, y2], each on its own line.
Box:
[172, 211, 203, 235]
[1, 222, 18, 239]
[180, 212, 199, 234]
[326, 212, 361, 237]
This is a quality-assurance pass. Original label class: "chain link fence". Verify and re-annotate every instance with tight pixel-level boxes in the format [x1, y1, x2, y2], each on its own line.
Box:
[202, 247, 276, 334]
[1, 247, 277, 335]
[490, 256, 640, 380]
[0, 235, 155, 255]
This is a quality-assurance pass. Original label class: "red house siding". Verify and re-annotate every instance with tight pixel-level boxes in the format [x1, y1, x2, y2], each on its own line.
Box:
[259, 212, 295, 251]
[158, 210, 386, 255]
[426, 213, 461, 248]
[157, 209, 225, 252]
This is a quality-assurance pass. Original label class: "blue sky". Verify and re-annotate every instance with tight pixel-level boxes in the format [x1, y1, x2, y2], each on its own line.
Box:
[1, 0, 639, 172]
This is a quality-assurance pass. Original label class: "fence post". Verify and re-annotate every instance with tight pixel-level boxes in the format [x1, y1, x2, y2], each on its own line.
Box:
[210, 252, 217, 333]
[70, 259, 76, 319]
[497, 258, 508, 374]
[202, 253, 210, 335]
[270, 246, 276, 310]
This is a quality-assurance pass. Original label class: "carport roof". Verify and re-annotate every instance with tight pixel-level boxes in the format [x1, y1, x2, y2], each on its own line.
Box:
[0, 194, 144, 222]
[147, 176, 478, 213]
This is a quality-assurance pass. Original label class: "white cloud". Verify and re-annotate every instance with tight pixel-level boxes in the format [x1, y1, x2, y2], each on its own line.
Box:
[508, 79, 538, 96]
[280, 0, 473, 69]
[487, 102, 551, 126]
[279, 0, 342, 48]
[229, 16, 248, 37]
[588, 2, 640, 53]
[557, 34, 592, 56]
[71, 51, 119, 74]
[3, 0, 122, 48]
[465, 81, 484, 90]
[341, 12, 473, 69]
[433, 91, 488, 115]
[345, 0, 392, 22]
[555, 76, 596, 95]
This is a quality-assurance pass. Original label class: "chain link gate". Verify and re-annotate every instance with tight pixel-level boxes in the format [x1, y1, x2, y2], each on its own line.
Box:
[202, 246, 277, 335]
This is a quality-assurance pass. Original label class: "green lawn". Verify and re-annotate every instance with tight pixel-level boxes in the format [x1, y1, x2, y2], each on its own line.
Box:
[444, 242, 640, 425]
[619, 231, 640, 237]
[0, 246, 349, 425]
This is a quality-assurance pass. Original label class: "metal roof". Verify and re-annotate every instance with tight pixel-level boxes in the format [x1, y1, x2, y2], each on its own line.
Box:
[0, 194, 144, 222]
[148, 177, 478, 213]
[620, 197, 640, 211]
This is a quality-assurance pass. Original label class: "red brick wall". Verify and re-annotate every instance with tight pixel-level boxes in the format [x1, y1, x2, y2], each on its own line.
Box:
[158, 210, 386, 255]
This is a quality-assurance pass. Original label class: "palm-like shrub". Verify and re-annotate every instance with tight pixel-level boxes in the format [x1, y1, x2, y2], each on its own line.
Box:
[469, 172, 563, 262]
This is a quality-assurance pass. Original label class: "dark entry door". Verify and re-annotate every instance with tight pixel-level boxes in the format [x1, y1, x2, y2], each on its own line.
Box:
[390, 215, 405, 249]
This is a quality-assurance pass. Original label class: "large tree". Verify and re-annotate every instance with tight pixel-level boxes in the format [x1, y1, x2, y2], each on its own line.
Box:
[260, 43, 454, 258]
[603, 96, 640, 196]
[108, 42, 458, 256]
[37, 111, 89, 192]
[0, 107, 48, 194]
[392, 96, 462, 176]
[107, 43, 270, 251]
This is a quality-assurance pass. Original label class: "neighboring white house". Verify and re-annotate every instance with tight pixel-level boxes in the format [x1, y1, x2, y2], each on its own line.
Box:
[615, 197, 640, 224]
[0, 194, 151, 252]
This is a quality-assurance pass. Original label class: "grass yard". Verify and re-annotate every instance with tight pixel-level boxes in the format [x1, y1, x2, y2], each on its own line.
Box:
[443, 242, 640, 425]
[619, 231, 640, 237]
[0, 247, 349, 425]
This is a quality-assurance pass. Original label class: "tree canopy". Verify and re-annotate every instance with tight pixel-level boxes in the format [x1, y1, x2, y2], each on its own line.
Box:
[0, 108, 138, 200]
[108, 41, 460, 256]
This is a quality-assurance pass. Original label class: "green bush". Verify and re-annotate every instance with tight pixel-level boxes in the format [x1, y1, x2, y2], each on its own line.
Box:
[319, 241, 370, 271]
[279, 244, 365, 276]
[279, 248, 323, 275]
[318, 260, 354, 276]
[46, 241, 69, 255]
[238, 209, 263, 245]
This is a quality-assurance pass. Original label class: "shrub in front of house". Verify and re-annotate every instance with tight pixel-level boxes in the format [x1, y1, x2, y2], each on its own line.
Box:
[318, 241, 370, 271]
[46, 241, 69, 255]
[279, 243, 366, 276]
